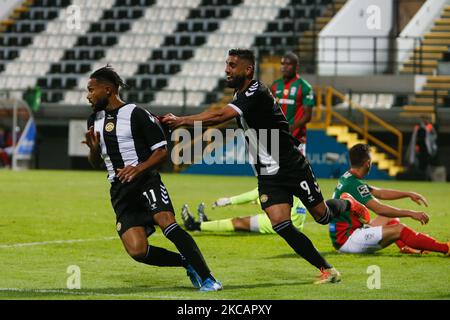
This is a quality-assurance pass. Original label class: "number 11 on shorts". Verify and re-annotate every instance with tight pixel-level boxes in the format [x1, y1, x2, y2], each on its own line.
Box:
[143, 189, 156, 204]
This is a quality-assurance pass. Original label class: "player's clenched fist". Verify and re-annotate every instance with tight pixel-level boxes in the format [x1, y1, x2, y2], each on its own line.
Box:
[82, 126, 100, 150]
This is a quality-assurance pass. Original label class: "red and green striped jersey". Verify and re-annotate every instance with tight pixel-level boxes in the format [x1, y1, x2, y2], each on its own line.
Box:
[270, 75, 314, 143]
[329, 171, 374, 249]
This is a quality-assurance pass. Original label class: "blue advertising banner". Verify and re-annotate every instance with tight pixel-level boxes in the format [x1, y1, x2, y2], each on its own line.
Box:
[183, 129, 391, 180]
[15, 117, 36, 160]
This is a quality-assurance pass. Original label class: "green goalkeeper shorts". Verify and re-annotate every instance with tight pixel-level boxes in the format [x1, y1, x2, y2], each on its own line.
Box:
[249, 209, 306, 234]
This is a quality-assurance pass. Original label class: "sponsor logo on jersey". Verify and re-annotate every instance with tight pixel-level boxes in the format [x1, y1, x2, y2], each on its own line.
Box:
[357, 184, 371, 197]
[105, 122, 115, 132]
[296, 207, 306, 214]
[116, 222, 122, 232]
[278, 98, 295, 105]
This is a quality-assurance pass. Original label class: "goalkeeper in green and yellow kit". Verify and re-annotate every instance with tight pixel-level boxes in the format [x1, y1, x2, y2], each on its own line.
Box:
[181, 188, 306, 234]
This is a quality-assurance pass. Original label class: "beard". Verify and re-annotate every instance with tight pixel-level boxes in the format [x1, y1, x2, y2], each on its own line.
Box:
[226, 74, 246, 89]
[92, 97, 109, 113]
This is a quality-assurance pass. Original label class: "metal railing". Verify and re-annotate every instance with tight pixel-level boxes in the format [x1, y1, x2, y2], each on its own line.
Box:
[322, 86, 404, 165]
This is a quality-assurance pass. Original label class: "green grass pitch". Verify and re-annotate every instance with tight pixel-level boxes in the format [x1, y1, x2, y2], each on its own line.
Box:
[0, 170, 448, 300]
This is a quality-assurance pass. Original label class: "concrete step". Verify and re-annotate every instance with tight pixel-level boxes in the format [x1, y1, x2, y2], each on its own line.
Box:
[427, 75, 450, 82]
[316, 17, 332, 24]
[403, 59, 438, 67]
[431, 25, 450, 32]
[422, 38, 450, 45]
[435, 18, 450, 25]
[402, 105, 436, 112]
[400, 67, 435, 74]
[416, 90, 449, 97]
[326, 125, 348, 136]
[414, 45, 449, 52]
[413, 97, 443, 104]
[389, 166, 405, 177]
[424, 32, 450, 38]
[408, 52, 443, 59]
[337, 132, 358, 143]
[424, 82, 450, 89]
[371, 151, 387, 163]
[378, 158, 395, 170]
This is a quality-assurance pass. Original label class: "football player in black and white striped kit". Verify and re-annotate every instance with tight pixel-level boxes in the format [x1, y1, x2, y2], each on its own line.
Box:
[83, 66, 222, 291]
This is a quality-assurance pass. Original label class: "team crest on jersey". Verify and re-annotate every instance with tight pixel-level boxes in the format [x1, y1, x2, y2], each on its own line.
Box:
[290, 87, 297, 96]
[260, 194, 268, 203]
[105, 122, 115, 132]
[283, 89, 289, 96]
[116, 222, 122, 232]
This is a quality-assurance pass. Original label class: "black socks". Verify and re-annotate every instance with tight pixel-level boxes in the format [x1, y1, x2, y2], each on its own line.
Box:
[273, 220, 332, 270]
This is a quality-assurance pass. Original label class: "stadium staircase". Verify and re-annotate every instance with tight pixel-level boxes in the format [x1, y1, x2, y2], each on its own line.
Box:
[400, 4, 450, 122]
[313, 87, 405, 177]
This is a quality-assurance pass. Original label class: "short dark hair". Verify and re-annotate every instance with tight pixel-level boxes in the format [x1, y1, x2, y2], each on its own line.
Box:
[349, 143, 371, 167]
[90, 65, 128, 90]
[228, 48, 255, 67]
[283, 51, 299, 66]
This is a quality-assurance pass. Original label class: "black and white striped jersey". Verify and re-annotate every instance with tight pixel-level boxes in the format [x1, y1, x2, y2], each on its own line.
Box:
[87, 103, 167, 182]
[227, 80, 304, 180]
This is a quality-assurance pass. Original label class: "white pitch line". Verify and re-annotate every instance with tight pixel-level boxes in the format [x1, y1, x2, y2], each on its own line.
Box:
[0, 288, 222, 300]
[0, 233, 165, 249]
[0, 237, 117, 249]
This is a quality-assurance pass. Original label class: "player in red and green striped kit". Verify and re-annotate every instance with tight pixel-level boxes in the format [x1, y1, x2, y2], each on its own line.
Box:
[329, 143, 449, 255]
[271, 52, 313, 155]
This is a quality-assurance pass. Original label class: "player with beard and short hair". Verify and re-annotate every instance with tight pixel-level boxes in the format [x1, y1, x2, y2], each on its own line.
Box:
[162, 49, 373, 284]
[83, 65, 222, 291]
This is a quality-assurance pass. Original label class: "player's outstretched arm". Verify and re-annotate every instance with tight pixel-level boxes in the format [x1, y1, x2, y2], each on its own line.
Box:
[161, 106, 239, 129]
[370, 187, 428, 207]
[366, 198, 429, 225]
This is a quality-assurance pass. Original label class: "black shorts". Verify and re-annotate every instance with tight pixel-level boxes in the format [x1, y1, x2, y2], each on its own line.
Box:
[258, 160, 324, 210]
[110, 174, 175, 237]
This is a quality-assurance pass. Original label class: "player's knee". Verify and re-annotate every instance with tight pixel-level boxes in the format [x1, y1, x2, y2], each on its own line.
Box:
[126, 243, 148, 261]
[154, 211, 176, 229]
[386, 218, 400, 226]
[232, 217, 248, 230]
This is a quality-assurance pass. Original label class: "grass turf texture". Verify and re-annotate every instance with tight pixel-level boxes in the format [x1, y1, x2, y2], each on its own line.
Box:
[0, 170, 448, 300]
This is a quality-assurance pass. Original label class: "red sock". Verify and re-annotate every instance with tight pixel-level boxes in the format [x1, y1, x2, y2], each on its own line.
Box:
[400, 226, 448, 254]
[386, 219, 407, 249]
